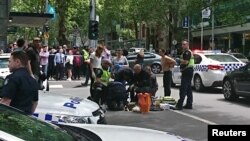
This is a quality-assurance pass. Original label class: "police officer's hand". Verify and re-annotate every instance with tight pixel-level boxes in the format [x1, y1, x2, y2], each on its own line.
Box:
[31, 74, 35, 79]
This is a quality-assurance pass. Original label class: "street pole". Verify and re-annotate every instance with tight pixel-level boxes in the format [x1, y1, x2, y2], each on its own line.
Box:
[211, 0, 215, 50]
[89, 0, 96, 48]
[201, 18, 203, 50]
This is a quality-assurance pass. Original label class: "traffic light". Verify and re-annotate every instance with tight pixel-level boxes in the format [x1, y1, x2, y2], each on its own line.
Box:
[88, 20, 99, 40]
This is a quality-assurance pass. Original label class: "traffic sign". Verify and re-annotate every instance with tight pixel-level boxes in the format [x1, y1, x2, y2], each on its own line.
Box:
[182, 16, 189, 28]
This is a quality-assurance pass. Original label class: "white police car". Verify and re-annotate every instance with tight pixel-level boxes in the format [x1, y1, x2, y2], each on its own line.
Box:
[172, 50, 245, 91]
[33, 94, 106, 124]
[0, 103, 192, 141]
[0, 54, 11, 78]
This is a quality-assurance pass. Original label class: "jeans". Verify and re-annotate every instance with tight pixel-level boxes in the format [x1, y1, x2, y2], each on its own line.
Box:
[163, 70, 172, 96]
[177, 68, 194, 108]
[41, 64, 48, 76]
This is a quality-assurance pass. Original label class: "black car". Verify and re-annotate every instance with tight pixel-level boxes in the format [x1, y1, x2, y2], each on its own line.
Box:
[222, 63, 250, 100]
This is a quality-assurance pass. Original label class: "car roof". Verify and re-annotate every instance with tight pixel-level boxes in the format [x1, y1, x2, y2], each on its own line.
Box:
[0, 53, 11, 58]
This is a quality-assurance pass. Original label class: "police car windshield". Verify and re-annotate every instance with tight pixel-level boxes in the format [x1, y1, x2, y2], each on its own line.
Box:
[205, 54, 239, 62]
[0, 104, 75, 141]
[0, 58, 9, 68]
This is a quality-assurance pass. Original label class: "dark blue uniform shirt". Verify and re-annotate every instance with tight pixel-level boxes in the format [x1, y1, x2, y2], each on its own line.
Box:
[0, 68, 39, 114]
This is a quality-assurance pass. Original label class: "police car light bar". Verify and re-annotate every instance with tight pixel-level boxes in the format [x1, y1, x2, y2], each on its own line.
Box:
[193, 50, 221, 54]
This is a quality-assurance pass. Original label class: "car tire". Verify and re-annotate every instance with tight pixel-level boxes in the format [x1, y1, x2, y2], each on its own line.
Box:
[223, 79, 239, 101]
[151, 64, 161, 74]
[194, 75, 205, 92]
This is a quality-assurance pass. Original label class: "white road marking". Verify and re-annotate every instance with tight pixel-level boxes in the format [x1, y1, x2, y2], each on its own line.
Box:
[172, 110, 217, 125]
[49, 85, 63, 88]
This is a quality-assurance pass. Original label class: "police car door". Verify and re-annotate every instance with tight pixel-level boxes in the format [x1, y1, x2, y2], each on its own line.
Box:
[236, 64, 250, 95]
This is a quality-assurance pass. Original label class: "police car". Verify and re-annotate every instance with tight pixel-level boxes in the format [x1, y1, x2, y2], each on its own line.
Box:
[172, 50, 245, 91]
[33, 95, 106, 124]
[0, 104, 191, 141]
[0, 54, 11, 78]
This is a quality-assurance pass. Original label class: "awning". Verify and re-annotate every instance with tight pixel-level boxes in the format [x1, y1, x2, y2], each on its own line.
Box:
[9, 12, 54, 27]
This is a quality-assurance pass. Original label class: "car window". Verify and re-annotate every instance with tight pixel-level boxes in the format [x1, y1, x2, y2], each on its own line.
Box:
[232, 54, 247, 59]
[0, 58, 9, 68]
[205, 54, 239, 62]
[194, 54, 202, 64]
[127, 55, 137, 60]
[0, 104, 75, 141]
[144, 54, 155, 59]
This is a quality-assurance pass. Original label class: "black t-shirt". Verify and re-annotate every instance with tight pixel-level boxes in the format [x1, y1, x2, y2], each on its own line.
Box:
[0, 68, 39, 114]
[134, 69, 151, 87]
[135, 54, 144, 64]
[115, 67, 134, 85]
[26, 47, 40, 77]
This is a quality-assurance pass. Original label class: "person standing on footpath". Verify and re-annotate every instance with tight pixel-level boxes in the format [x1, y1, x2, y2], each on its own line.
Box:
[175, 39, 194, 110]
[159, 48, 176, 96]
[26, 37, 41, 81]
[0, 51, 39, 114]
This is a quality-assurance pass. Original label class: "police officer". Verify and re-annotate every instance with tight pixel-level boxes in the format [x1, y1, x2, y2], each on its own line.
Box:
[92, 59, 112, 105]
[0, 51, 39, 114]
[175, 39, 194, 110]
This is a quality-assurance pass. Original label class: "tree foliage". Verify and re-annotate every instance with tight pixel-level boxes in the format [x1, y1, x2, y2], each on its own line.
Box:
[9, 0, 250, 47]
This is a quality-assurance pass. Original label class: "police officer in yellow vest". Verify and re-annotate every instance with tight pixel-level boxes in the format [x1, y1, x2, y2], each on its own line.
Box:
[175, 39, 194, 110]
[81, 47, 90, 86]
[92, 59, 111, 105]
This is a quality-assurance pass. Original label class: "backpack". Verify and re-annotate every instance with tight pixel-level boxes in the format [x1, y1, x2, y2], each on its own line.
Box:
[74, 56, 81, 67]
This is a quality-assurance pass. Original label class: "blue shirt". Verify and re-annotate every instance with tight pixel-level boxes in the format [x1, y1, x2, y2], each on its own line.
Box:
[54, 53, 65, 65]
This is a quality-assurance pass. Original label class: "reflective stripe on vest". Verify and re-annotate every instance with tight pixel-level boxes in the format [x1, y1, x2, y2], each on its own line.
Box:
[180, 49, 194, 69]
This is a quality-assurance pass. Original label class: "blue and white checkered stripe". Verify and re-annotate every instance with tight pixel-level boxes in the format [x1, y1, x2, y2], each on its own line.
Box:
[194, 65, 208, 72]
[220, 63, 245, 72]
[33, 113, 64, 123]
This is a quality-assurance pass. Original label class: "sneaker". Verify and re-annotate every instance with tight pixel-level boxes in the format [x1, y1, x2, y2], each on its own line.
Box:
[81, 83, 88, 86]
[67, 78, 72, 81]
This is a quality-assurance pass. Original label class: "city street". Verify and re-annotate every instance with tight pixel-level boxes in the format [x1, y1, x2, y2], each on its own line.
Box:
[46, 75, 250, 141]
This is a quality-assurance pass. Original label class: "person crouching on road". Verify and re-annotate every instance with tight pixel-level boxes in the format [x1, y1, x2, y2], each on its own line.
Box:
[159, 48, 176, 96]
[92, 59, 112, 105]
[0, 51, 39, 114]
[144, 66, 158, 97]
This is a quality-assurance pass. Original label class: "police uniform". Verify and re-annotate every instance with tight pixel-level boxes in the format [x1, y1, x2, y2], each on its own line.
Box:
[0, 68, 39, 114]
[176, 49, 194, 109]
[92, 67, 111, 105]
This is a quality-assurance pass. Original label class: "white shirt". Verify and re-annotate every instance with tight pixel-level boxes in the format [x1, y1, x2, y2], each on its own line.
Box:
[66, 55, 74, 65]
[90, 52, 102, 68]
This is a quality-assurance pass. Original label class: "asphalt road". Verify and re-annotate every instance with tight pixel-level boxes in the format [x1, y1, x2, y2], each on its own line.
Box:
[46, 76, 250, 141]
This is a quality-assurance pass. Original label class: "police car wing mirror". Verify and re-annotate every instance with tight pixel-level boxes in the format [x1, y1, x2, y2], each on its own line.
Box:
[0, 77, 4, 89]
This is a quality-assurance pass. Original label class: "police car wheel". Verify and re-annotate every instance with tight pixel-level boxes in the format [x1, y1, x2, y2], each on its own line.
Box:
[223, 79, 238, 101]
[151, 64, 161, 74]
[194, 75, 204, 92]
